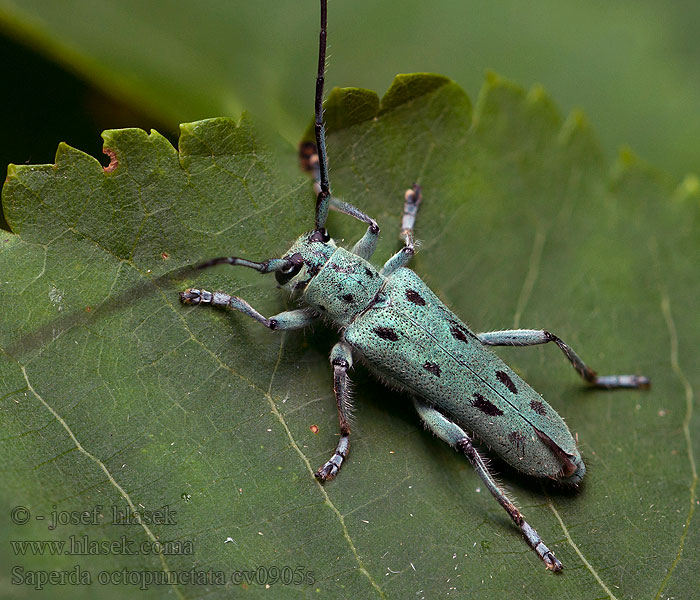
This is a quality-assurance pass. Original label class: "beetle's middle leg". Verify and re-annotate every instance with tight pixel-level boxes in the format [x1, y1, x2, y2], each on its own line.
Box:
[381, 184, 423, 276]
[315, 341, 354, 481]
[413, 398, 563, 572]
[477, 329, 650, 389]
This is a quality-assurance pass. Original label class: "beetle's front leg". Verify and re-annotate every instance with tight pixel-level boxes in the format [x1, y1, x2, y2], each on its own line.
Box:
[477, 329, 650, 389]
[299, 140, 380, 258]
[315, 341, 354, 481]
[180, 289, 316, 330]
[413, 398, 563, 572]
[350, 220, 380, 260]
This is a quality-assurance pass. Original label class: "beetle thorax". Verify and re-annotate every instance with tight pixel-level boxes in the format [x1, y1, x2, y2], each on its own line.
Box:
[303, 247, 384, 327]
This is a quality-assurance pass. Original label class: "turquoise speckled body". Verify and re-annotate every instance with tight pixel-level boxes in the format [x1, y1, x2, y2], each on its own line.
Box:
[345, 268, 583, 480]
[305, 249, 583, 482]
[303, 247, 384, 328]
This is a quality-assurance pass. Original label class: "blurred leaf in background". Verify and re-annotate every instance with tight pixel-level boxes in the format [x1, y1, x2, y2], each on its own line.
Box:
[0, 31, 170, 231]
[1, 0, 700, 182]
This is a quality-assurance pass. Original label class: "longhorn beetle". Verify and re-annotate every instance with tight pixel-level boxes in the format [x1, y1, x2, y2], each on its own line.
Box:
[180, 0, 650, 572]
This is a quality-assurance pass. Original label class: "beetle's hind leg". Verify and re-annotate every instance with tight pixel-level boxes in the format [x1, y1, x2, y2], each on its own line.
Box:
[413, 398, 563, 572]
[381, 184, 423, 277]
[476, 329, 650, 389]
[315, 341, 354, 481]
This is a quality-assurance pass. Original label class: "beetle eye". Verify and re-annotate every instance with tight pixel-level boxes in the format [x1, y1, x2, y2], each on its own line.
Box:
[275, 253, 304, 285]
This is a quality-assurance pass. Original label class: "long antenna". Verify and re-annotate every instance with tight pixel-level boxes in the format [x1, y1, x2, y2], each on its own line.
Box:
[314, 0, 331, 230]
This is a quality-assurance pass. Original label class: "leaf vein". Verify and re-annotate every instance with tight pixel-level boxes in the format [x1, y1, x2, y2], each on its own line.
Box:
[513, 227, 546, 328]
[653, 295, 697, 600]
[548, 499, 619, 600]
[264, 332, 386, 599]
[20, 365, 186, 600]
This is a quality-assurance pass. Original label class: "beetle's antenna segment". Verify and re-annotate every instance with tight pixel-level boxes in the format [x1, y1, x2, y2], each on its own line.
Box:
[195, 256, 290, 273]
[314, 0, 331, 231]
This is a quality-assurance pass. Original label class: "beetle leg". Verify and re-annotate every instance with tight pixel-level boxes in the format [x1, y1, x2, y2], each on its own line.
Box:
[299, 141, 381, 259]
[380, 185, 422, 277]
[413, 398, 563, 572]
[315, 341, 354, 481]
[476, 329, 650, 389]
[400, 183, 422, 248]
[350, 220, 381, 260]
[339, 201, 380, 260]
[180, 289, 316, 330]
[380, 245, 414, 277]
[300, 141, 381, 254]
[329, 195, 382, 259]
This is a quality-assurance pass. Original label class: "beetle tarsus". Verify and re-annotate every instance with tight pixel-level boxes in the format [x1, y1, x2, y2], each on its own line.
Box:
[180, 288, 209, 305]
[544, 552, 563, 572]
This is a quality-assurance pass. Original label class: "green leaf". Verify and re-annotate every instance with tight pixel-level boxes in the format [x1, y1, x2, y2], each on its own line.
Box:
[1, 74, 698, 599]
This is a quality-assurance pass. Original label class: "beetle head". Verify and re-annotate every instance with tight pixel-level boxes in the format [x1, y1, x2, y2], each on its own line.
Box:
[275, 228, 336, 291]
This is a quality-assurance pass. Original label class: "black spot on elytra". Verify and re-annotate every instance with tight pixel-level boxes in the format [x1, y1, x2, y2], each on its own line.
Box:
[423, 361, 441, 377]
[496, 370, 518, 394]
[530, 400, 546, 416]
[341, 293, 354, 303]
[374, 327, 399, 341]
[331, 262, 356, 274]
[472, 393, 503, 416]
[364, 267, 375, 278]
[450, 324, 469, 344]
[508, 431, 526, 455]
[405, 289, 426, 306]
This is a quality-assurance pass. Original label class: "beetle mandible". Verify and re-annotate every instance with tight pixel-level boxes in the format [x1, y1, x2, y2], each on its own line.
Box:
[180, 0, 650, 572]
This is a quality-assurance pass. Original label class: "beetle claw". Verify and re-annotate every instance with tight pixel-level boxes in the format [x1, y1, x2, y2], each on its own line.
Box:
[314, 462, 338, 482]
[180, 289, 203, 305]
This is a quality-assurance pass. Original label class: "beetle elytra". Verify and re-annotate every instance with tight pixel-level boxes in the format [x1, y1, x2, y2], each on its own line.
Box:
[180, 0, 650, 572]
